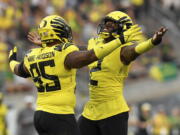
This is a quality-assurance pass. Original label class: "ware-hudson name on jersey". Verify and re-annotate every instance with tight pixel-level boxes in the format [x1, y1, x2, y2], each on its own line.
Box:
[28, 52, 55, 62]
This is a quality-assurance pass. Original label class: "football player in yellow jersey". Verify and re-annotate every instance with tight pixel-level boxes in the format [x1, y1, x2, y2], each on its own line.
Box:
[8, 15, 142, 135]
[77, 11, 167, 135]
[0, 93, 8, 135]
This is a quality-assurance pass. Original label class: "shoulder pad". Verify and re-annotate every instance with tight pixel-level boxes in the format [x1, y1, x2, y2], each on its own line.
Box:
[25, 49, 33, 57]
[92, 36, 99, 40]
[88, 36, 97, 42]
[54, 43, 74, 52]
[54, 45, 63, 52]
[90, 36, 103, 42]
[25, 47, 42, 56]
[26, 49, 32, 54]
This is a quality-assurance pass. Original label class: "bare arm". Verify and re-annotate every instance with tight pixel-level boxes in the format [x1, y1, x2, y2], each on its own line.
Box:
[64, 50, 98, 69]
[120, 44, 139, 65]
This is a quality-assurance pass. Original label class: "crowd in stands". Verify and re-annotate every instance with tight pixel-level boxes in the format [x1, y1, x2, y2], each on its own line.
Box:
[128, 102, 180, 135]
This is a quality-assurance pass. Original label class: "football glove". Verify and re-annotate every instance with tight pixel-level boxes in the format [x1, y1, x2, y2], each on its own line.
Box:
[9, 47, 19, 72]
[112, 24, 142, 44]
[9, 47, 17, 62]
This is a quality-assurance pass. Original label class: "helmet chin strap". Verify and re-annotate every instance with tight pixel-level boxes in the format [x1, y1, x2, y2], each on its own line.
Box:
[99, 32, 110, 39]
[99, 32, 117, 43]
[62, 38, 69, 43]
[42, 43, 47, 48]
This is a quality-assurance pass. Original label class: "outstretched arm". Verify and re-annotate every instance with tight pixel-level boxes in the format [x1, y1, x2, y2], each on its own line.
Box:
[64, 25, 142, 69]
[120, 27, 168, 65]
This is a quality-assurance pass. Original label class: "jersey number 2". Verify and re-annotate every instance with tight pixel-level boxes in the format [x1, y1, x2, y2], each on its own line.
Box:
[29, 60, 61, 92]
[90, 59, 103, 73]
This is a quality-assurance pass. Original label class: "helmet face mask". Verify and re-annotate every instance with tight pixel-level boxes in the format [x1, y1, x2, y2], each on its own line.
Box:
[98, 11, 133, 39]
[38, 15, 73, 45]
[97, 17, 123, 36]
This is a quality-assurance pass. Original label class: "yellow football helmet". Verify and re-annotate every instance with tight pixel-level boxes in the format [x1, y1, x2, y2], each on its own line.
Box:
[38, 15, 72, 46]
[98, 11, 133, 39]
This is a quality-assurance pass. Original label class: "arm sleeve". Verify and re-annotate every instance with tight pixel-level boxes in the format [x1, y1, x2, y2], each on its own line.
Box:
[135, 39, 154, 54]
[93, 38, 121, 59]
[17, 61, 31, 78]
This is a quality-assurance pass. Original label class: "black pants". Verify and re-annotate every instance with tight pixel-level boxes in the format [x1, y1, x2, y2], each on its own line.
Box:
[78, 112, 129, 135]
[34, 111, 80, 135]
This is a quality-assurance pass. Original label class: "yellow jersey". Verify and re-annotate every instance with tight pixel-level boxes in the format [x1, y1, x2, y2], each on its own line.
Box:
[82, 37, 132, 120]
[0, 104, 7, 135]
[0, 42, 8, 72]
[24, 43, 79, 114]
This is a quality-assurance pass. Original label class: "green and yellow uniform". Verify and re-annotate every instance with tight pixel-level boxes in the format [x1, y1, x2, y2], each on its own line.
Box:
[24, 43, 78, 114]
[82, 37, 132, 120]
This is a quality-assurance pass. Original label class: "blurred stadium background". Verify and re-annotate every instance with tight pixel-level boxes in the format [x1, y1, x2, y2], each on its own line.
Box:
[0, 0, 180, 135]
